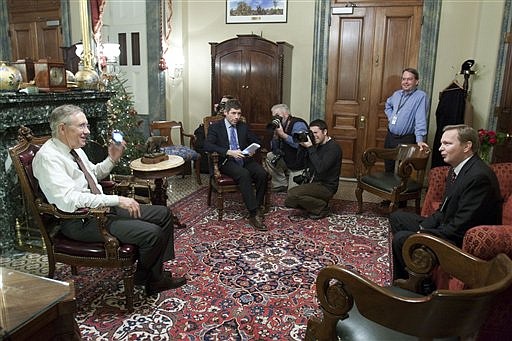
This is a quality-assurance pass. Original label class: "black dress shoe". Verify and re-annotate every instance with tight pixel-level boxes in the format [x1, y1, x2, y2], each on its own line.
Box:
[248, 215, 268, 231]
[308, 210, 329, 220]
[146, 273, 187, 295]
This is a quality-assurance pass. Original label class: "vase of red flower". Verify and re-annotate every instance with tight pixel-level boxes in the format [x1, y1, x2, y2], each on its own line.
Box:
[478, 129, 506, 163]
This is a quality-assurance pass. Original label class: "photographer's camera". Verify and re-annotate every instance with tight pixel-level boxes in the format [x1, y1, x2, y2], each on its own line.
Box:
[266, 115, 282, 130]
[293, 168, 312, 185]
[293, 130, 314, 143]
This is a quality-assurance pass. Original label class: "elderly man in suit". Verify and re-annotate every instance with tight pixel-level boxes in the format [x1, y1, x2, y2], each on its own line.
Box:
[204, 99, 269, 231]
[390, 124, 501, 280]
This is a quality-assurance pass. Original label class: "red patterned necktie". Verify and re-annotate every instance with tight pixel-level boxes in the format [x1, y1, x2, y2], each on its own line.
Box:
[448, 167, 456, 185]
[70, 149, 101, 194]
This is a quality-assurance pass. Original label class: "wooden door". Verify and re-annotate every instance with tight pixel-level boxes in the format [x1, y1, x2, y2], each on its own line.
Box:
[493, 32, 512, 163]
[326, 2, 423, 177]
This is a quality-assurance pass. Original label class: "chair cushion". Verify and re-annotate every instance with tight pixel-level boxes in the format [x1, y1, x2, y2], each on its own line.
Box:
[162, 146, 199, 161]
[336, 286, 457, 341]
[361, 173, 423, 193]
[215, 174, 238, 186]
[53, 233, 137, 258]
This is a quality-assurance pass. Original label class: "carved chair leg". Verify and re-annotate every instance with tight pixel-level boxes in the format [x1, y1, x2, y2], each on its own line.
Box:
[216, 192, 224, 221]
[195, 158, 202, 185]
[415, 197, 421, 214]
[123, 265, 135, 312]
[207, 183, 213, 206]
[47, 254, 56, 278]
[355, 186, 364, 213]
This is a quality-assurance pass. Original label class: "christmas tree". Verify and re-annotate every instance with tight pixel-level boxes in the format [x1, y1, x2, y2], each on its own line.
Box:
[103, 74, 145, 174]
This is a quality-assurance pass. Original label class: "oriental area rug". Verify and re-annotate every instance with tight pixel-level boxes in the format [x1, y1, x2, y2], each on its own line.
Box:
[14, 188, 394, 340]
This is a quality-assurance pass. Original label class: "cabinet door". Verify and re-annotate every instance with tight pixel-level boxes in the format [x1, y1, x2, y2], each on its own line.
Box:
[36, 21, 63, 61]
[9, 23, 37, 61]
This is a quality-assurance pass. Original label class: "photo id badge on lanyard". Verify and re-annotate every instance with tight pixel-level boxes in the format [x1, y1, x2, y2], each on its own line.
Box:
[391, 115, 398, 125]
[392, 89, 416, 125]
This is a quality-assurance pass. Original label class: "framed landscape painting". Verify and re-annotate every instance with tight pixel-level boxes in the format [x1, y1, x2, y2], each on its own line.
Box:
[226, 0, 288, 24]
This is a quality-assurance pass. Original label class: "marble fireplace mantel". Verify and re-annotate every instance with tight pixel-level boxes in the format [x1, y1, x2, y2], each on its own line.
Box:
[0, 91, 113, 252]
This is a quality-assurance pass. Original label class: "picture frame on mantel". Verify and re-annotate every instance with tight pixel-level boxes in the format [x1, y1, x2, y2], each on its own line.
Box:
[226, 0, 288, 24]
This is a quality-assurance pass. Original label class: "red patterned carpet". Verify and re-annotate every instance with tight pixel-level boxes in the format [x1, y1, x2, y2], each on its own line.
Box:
[56, 188, 393, 340]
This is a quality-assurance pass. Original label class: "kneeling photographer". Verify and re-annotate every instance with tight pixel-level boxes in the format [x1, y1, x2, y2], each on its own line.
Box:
[264, 104, 309, 192]
[284, 119, 342, 220]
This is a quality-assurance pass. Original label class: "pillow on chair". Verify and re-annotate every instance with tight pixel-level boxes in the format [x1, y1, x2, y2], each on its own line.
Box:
[162, 145, 200, 162]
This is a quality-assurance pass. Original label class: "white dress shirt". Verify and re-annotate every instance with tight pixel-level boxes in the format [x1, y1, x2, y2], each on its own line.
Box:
[33, 138, 119, 212]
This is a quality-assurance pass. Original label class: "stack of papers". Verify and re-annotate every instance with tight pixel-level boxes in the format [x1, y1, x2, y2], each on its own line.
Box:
[242, 143, 260, 155]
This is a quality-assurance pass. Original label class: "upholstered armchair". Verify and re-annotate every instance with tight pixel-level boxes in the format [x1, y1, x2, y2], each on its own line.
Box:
[356, 144, 430, 214]
[150, 120, 202, 185]
[9, 126, 138, 311]
[306, 233, 512, 341]
[421, 162, 512, 340]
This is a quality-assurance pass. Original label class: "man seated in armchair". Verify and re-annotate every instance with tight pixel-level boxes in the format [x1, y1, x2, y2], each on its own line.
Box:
[390, 124, 501, 281]
[33, 104, 186, 295]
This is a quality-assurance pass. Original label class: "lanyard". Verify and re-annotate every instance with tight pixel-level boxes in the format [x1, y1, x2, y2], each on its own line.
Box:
[397, 89, 416, 113]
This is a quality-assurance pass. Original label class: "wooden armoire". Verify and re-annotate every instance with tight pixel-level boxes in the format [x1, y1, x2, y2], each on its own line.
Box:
[210, 35, 293, 147]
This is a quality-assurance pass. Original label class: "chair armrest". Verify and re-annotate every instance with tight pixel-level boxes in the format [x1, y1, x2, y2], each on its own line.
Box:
[358, 147, 398, 178]
[182, 131, 197, 149]
[35, 199, 120, 258]
[209, 152, 222, 179]
[421, 166, 449, 217]
[463, 225, 512, 260]
[397, 233, 489, 292]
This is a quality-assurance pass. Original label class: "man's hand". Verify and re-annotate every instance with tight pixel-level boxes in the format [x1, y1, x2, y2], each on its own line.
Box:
[417, 141, 430, 152]
[226, 149, 245, 159]
[275, 124, 287, 139]
[108, 140, 126, 163]
[118, 196, 141, 218]
[299, 135, 313, 148]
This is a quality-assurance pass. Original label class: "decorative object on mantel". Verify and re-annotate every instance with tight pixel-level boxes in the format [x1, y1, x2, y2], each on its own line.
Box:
[478, 128, 506, 163]
[0, 61, 22, 91]
[34, 59, 68, 92]
[12, 59, 35, 83]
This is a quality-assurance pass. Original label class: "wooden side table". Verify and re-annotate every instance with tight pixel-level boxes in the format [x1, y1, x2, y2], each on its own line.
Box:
[130, 155, 186, 229]
[0, 267, 80, 340]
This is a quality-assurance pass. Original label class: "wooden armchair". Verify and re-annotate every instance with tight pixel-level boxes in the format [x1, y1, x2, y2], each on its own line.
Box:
[355, 144, 430, 214]
[150, 120, 202, 185]
[203, 115, 271, 220]
[8, 126, 138, 311]
[306, 233, 512, 341]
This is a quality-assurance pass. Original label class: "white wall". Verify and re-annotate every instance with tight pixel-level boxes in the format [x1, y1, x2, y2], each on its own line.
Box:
[428, 0, 505, 146]
[170, 0, 315, 132]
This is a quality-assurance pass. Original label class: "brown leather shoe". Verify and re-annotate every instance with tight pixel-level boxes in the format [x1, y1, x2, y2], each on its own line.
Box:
[248, 215, 268, 231]
[146, 272, 187, 295]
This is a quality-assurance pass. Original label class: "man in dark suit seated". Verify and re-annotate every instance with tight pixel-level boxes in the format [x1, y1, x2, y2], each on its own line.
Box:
[390, 124, 502, 280]
[204, 99, 269, 231]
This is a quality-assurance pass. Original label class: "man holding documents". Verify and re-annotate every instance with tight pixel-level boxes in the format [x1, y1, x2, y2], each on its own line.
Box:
[204, 99, 269, 231]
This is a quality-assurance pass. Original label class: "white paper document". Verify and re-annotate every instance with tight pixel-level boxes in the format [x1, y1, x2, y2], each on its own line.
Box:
[242, 143, 260, 155]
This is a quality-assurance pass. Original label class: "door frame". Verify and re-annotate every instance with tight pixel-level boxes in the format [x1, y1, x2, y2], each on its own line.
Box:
[310, 1, 441, 134]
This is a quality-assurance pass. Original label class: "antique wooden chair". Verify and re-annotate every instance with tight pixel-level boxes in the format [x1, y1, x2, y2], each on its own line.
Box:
[355, 144, 430, 214]
[8, 126, 138, 311]
[150, 120, 202, 185]
[305, 233, 512, 341]
[203, 115, 271, 220]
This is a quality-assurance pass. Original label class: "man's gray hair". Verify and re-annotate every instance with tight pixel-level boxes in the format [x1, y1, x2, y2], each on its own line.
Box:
[49, 104, 83, 137]
[271, 104, 290, 114]
[443, 124, 480, 153]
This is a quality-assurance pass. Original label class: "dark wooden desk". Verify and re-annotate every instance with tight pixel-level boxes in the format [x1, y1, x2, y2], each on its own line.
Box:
[0, 267, 80, 340]
[130, 155, 186, 229]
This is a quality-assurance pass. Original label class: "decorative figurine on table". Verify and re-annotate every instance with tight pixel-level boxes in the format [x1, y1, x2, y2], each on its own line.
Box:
[141, 136, 168, 164]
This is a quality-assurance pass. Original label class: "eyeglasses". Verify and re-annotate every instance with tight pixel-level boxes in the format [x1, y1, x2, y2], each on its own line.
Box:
[65, 123, 90, 131]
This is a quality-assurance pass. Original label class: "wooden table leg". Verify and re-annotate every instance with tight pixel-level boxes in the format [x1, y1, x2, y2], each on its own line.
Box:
[151, 177, 187, 229]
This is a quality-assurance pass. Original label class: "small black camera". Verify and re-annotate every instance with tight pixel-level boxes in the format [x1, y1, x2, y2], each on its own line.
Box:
[293, 168, 312, 185]
[266, 115, 281, 130]
[293, 130, 314, 143]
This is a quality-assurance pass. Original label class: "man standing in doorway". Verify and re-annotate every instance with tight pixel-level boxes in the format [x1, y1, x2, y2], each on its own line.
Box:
[384, 67, 429, 172]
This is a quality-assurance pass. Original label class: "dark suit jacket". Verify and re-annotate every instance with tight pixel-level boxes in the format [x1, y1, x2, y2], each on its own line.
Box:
[421, 154, 502, 246]
[204, 119, 261, 165]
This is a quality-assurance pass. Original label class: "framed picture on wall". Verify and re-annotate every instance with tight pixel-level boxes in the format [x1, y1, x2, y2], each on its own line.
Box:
[226, 0, 288, 24]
